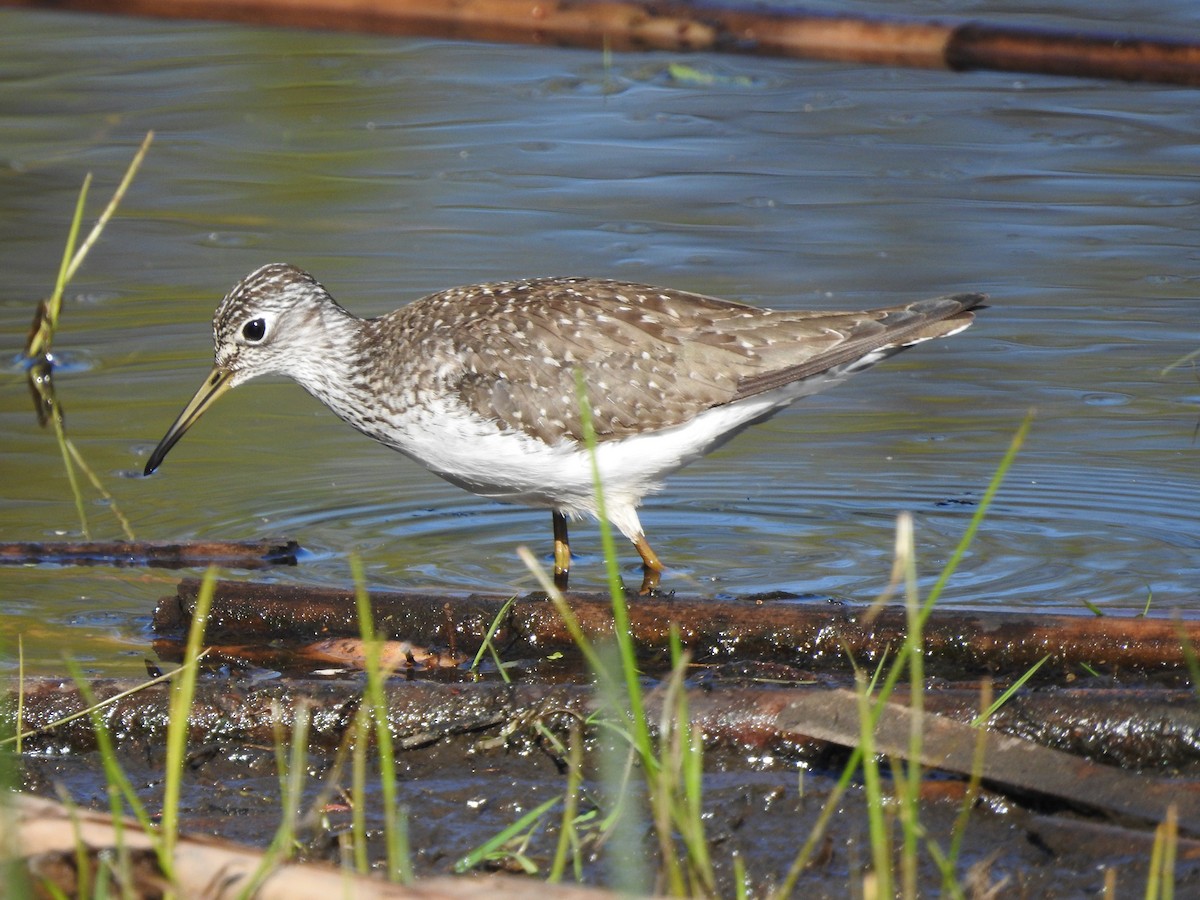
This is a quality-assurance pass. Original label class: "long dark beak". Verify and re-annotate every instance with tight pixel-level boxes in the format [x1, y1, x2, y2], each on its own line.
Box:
[144, 366, 234, 476]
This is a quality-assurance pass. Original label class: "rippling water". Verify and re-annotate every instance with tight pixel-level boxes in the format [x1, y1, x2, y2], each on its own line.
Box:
[1, 4, 1197, 673]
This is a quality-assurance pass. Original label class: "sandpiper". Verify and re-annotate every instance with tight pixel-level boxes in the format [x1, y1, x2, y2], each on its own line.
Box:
[144, 264, 983, 591]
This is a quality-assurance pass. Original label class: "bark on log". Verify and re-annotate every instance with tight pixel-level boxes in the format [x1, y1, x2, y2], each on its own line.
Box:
[0, 539, 299, 569]
[9, 677, 1200, 823]
[2, 0, 1199, 86]
[155, 578, 1200, 677]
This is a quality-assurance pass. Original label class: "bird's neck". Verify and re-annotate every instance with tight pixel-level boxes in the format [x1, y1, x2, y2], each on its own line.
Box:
[286, 303, 369, 416]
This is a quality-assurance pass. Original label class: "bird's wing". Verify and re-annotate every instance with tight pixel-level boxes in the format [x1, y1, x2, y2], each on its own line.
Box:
[729, 293, 985, 401]
[400, 278, 981, 444]
[440, 279, 763, 443]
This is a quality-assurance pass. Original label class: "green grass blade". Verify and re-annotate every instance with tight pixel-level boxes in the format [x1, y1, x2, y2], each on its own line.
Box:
[64, 132, 153, 285]
[899, 512, 923, 900]
[39, 174, 91, 350]
[1159, 347, 1200, 377]
[971, 655, 1049, 727]
[65, 438, 136, 540]
[775, 416, 1029, 898]
[160, 566, 216, 865]
[238, 703, 311, 898]
[548, 721, 585, 883]
[350, 707, 370, 875]
[924, 839, 967, 900]
[470, 594, 519, 684]
[573, 371, 655, 768]
[517, 546, 610, 682]
[59, 794, 96, 899]
[1141, 584, 1155, 617]
[944, 681, 991, 892]
[351, 553, 413, 884]
[872, 411, 1032, 724]
[50, 407, 90, 539]
[470, 599, 512, 672]
[15, 636, 24, 757]
[1, 658, 207, 749]
[24, 135, 153, 540]
[924, 410, 1032, 611]
[66, 659, 163, 879]
[453, 794, 560, 873]
[856, 671, 892, 898]
[572, 370, 662, 894]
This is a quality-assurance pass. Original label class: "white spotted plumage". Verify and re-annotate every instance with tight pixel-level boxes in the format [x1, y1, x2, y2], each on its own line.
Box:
[146, 263, 984, 587]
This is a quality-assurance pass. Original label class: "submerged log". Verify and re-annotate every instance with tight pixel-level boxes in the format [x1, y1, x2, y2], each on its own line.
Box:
[155, 578, 1200, 677]
[0, 539, 299, 568]
[2, 0, 1200, 86]
[8, 677, 1200, 834]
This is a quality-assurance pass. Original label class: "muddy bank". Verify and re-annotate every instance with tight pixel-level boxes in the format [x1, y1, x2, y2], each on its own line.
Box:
[14, 674, 1200, 896]
[11, 577, 1200, 894]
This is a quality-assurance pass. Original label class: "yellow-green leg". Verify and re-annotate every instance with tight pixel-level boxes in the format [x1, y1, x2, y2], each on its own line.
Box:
[552, 510, 571, 589]
[633, 533, 664, 594]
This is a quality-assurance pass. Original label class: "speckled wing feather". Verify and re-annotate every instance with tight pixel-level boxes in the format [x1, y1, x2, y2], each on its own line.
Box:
[729, 293, 985, 401]
[392, 277, 982, 444]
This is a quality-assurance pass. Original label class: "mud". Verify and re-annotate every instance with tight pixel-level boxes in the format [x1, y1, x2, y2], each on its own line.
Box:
[13, 581, 1200, 894]
[15, 666, 1200, 896]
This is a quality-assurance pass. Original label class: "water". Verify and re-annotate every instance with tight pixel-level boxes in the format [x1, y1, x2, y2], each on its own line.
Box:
[1, 4, 1197, 673]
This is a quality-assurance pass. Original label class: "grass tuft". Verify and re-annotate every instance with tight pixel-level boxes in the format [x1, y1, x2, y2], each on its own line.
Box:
[22, 132, 152, 542]
[351, 553, 413, 884]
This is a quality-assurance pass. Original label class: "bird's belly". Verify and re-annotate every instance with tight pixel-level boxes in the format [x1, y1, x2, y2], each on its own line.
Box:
[352, 390, 802, 516]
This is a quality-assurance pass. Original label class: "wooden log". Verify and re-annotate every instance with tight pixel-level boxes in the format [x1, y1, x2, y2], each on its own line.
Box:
[156, 578, 1200, 677]
[757, 687, 1200, 834]
[9, 677, 1200, 832]
[0, 539, 299, 569]
[2, 0, 1200, 86]
[9, 677, 580, 755]
[1, 793, 621, 899]
[11, 677, 1200, 773]
[10, 785, 1198, 898]
[923, 687, 1200, 771]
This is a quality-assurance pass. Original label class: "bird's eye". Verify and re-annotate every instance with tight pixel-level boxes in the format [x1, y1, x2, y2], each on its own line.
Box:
[241, 318, 267, 342]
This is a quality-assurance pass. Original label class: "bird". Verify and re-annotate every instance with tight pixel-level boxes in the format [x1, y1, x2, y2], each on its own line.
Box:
[144, 263, 984, 592]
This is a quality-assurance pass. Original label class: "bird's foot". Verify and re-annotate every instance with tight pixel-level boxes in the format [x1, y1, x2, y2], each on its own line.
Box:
[631, 534, 665, 596]
[553, 567, 570, 593]
[636, 564, 662, 596]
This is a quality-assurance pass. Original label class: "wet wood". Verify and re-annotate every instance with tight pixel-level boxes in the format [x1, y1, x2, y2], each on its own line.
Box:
[155, 578, 1200, 677]
[9, 676, 1200, 834]
[0, 539, 299, 568]
[1017, 809, 1200, 865]
[761, 687, 1200, 833]
[3, 792, 623, 899]
[2, 0, 1199, 86]
[920, 686, 1200, 771]
[945, 22, 1200, 85]
[301, 635, 467, 669]
[10, 676, 580, 755]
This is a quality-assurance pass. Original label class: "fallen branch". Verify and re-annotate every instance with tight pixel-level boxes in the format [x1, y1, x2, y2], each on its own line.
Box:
[2, 0, 1199, 85]
[155, 578, 1200, 677]
[920, 686, 1200, 771]
[754, 686, 1200, 833]
[0, 792, 621, 899]
[0, 539, 299, 569]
